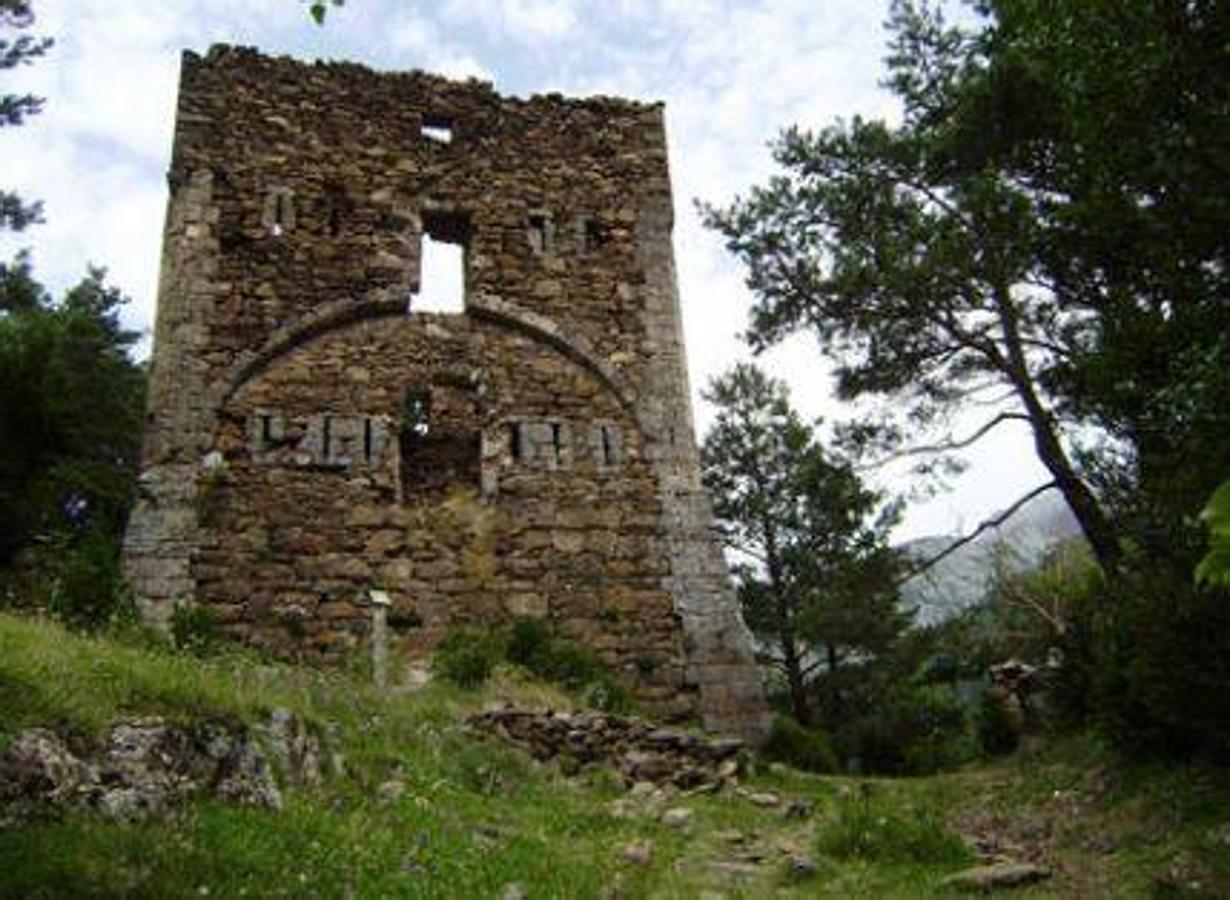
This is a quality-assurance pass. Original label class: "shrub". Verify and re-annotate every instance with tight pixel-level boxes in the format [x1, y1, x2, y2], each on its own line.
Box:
[581, 675, 634, 715]
[45, 527, 136, 631]
[762, 717, 838, 774]
[504, 616, 623, 698]
[834, 686, 971, 776]
[505, 616, 552, 669]
[816, 784, 971, 865]
[975, 690, 1020, 757]
[169, 603, 221, 657]
[431, 627, 504, 689]
[1087, 572, 1230, 760]
[431, 618, 635, 708]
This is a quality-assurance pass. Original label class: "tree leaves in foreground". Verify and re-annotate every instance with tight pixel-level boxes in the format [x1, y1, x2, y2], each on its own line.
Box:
[1196, 480, 1230, 589]
[703, 0, 1230, 580]
[0, 255, 145, 572]
[701, 363, 905, 726]
[1, 0, 52, 231]
[306, 0, 344, 25]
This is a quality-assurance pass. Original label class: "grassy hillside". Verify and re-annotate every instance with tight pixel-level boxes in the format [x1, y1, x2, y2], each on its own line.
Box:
[1, 612, 1227, 898]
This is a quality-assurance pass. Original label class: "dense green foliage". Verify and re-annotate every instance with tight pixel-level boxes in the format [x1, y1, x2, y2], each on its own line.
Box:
[0, 258, 146, 627]
[705, 0, 1230, 580]
[964, 1, 1230, 579]
[761, 716, 839, 774]
[1196, 480, 1230, 588]
[701, 363, 904, 727]
[432, 619, 633, 713]
[705, 0, 1230, 763]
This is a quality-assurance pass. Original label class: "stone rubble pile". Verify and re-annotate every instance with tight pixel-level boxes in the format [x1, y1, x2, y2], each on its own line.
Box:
[468, 706, 745, 789]
[0, 709, 322, 825]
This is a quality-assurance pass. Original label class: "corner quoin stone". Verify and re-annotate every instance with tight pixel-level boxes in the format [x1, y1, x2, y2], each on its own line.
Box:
[123, 45, 770, 741]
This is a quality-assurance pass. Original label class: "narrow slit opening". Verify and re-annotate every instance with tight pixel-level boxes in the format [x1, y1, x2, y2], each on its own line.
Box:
[601, 425, 615, 465]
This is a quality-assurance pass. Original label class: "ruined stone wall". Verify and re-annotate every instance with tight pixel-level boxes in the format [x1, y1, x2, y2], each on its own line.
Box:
[124, 45, 768, 739]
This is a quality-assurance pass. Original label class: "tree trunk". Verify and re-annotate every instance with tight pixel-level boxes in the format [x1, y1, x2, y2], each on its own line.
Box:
[992, 283, 1122, 575]
[763, 515, 812, 726]
[780, 631, 811, 727]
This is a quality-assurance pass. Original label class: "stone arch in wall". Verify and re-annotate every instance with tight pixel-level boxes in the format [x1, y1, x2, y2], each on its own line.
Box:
[210, 308, 662, 666]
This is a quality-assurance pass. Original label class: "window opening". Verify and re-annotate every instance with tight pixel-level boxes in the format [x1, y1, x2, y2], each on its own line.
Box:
[321, 415, 332, 459]
[411, 210, 469, 315]
[263, 187, 295, 237]
[324, 189, 349, 238]
[271, 198, 284, 236]
[509, 422, 522, 461]
[421, 115, 454, 144]
[398, 385, 480, 496]
[260, 414, 274, 445]
[601, 424, 617, 466]
[582, 217, 607, 252]
[403, 393, 431, 438]
[527, 213, 550, 254]
[363, 417, 374, 463]
[550, 422, 565, 464]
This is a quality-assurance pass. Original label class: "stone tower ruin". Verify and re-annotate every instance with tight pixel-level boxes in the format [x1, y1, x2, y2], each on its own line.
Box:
[123, 46, 768, 739]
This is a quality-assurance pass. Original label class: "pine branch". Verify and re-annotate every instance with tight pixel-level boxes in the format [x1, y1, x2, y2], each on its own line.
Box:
[857, 411, 1030, 472]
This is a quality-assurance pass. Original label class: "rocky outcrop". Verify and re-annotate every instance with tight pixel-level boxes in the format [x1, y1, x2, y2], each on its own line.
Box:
[941, 862, 1052, 892]
[468, 706, 745, 789]
[0, 710, 321, 825]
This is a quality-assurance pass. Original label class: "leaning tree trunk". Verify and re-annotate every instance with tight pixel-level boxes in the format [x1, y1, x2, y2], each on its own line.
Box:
[992, 283, 1122, 575]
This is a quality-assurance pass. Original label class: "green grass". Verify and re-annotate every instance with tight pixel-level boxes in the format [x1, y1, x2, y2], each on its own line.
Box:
[1, 610, 1228, 898]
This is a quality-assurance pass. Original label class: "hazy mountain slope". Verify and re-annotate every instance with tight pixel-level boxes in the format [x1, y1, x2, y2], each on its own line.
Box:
[898, 490, 1082, 626]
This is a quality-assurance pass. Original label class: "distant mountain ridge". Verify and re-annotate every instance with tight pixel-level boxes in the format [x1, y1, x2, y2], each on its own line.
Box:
[897, 490, 1082, 626]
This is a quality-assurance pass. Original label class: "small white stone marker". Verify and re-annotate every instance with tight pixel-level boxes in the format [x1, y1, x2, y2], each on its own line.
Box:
[369, 589, 391, 689]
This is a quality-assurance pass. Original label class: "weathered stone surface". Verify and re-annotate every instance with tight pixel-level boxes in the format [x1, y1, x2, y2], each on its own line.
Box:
[620, 839, 653, 865]
[661, 806, 692, 829]
[470, 707, 744, 789]
[0, 712, 321, 825]
[941, 862, 1052, 892]
[123, 44, 767, 740]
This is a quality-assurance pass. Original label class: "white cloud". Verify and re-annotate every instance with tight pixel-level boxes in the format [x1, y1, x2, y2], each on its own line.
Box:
[389, 16, 437, 54]
[441, 0, 579, 44]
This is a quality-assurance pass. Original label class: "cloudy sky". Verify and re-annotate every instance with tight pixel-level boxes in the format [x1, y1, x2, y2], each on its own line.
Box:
[0, 0, 1050, 540]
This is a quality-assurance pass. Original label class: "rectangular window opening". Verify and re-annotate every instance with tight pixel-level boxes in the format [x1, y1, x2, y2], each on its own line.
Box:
[412, 234, 465, 314]
[421, 115, 454, 144]
[528, 213, 550, 255]
[551, 422, 564, 463]
[411, 210, 469, 315]
[322, 415, 332, 459]
[508, 422, 522, 462]
[403, 393, 431, 439]
[583, 218, 607, 252]
[260, 414, 274, 446]
[363, 418, 374, 463]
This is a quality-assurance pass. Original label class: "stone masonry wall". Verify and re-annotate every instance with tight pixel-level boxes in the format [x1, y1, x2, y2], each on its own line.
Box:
[123, 45, 769, 740]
